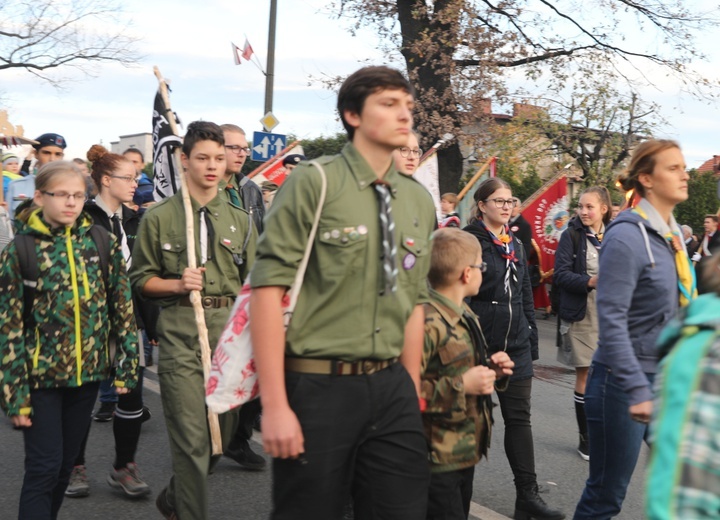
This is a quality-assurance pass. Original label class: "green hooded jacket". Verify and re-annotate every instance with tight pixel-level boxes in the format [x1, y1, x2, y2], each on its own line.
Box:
[0, 209, 138, 417]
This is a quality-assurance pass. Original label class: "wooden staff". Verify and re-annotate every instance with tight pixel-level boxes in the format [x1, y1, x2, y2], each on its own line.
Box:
[457, 156, 495, 202]
[246, 140, 301, 179]
[153, 66, 223, 455]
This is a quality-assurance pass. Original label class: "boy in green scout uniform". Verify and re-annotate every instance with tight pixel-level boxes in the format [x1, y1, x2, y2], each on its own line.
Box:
[421, 228, 513, 520]
[129, 121, 256, 520]
[250, 66, 437, 518]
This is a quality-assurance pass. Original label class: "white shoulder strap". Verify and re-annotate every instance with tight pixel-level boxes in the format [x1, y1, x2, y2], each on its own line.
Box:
[287, 161, 327, 311]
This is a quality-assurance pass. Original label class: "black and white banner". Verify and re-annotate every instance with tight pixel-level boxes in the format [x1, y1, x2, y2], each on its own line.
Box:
[152, 87, 182, 201]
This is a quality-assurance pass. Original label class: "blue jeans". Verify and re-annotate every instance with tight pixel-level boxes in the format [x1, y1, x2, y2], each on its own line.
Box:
[573, 363, 653, 520]
[98, 378, 118, 404]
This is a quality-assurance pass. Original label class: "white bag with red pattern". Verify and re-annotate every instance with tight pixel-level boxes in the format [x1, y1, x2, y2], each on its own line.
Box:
[205, 162, 327, 414]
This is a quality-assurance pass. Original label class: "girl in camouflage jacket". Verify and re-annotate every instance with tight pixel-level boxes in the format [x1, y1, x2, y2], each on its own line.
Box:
[0, 161, 138, 519]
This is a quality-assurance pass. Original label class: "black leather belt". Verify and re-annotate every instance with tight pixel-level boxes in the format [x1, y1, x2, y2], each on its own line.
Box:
[285, 357, 398, 376]
[178, 295, 235, 309]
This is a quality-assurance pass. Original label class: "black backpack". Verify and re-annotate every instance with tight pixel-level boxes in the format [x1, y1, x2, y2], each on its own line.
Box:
[14, 226, 110, 326]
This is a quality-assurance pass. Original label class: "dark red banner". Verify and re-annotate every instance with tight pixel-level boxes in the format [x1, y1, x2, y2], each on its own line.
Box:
[521, 176, 569, 273]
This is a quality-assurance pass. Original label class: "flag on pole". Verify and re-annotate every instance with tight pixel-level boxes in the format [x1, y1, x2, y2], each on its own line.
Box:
[242, 39, 254, 61]
[414, 151, 442, 220]
[520, 175, 568, 274]
[151, 87, 183, 201]
[252, 144, 305, 187]
[231, 42, 242, 65]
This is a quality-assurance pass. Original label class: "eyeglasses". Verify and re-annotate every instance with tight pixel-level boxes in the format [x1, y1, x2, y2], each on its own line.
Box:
[469, 262, 487, 272]
[484, 198, 518, 209]
[42, 191, 88, 203]
[398, 147, 422, 158]
[110, 175, 140, 184]
[226, 145, 251, 155]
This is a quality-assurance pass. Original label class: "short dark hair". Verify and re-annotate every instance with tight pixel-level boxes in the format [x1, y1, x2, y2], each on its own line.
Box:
[123, 148, 144, 162]
[182, 121, 224, 156]
[337, 66, 413, 140]
[705, 215, 719, 224]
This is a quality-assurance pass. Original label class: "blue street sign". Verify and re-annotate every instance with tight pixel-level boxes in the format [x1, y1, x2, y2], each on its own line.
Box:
[252, 131, 286, 162]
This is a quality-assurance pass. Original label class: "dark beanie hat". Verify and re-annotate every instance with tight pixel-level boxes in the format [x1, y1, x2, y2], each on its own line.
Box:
[33, 133, 67, 150]
[282, 153, 306, 167]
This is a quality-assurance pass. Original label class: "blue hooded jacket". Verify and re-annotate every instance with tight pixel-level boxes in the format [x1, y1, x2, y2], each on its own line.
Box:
[593, 206, 679, 406]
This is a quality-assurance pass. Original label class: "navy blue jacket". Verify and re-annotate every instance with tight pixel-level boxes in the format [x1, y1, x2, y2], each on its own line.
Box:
[464, 221, 538, 381]
[554, 217, 593, 322]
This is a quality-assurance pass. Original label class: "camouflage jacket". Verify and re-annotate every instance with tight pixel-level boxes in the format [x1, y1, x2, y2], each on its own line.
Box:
[0, 210, 138, 417]
[421, 289, 501, 473]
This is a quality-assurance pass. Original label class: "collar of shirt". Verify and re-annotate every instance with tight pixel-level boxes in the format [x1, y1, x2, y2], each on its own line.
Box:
[93, 194, 123, 222]
[187, 191, 224, 216]
[427, 287, 467, 328]
[341, 142, 400, 198]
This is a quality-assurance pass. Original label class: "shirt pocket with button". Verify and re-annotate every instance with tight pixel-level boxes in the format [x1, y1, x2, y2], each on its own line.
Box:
[398, 232, 429, 287]
[316, 225, 369, 277]
[160, 234, 188, 277]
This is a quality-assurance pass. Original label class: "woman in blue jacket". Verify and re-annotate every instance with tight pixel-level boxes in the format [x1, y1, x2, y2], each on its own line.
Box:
[553, 186, 611, 461]
[574, 140, 696, 519]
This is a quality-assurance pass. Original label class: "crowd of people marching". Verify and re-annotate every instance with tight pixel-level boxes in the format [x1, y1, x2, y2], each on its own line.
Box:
[1, 65, 719, 520]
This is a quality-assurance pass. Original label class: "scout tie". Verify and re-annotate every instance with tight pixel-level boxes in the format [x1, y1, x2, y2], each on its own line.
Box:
[479, 220, 517, 294]
[111, 214, 132, 268]
[585, 225, 603, 250]
[199, 207, 215, 266]
[225, 184, 242, 208]
[373, 180, 398, 294]
[665, 230, 697, 307]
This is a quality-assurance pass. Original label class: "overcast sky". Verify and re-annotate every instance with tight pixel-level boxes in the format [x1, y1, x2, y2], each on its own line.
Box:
[2, 0, 719, 169]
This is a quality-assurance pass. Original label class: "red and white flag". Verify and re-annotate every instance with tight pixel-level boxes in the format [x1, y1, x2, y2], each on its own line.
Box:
[521, 175, 568, 274]
[231, 42, 242, 65]
[242, 39, 254, 61]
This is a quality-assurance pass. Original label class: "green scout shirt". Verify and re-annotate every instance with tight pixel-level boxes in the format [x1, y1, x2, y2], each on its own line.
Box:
[251, 142, 435, 361]
[129, 190, 256, 307]
[421, 288, 496, 472]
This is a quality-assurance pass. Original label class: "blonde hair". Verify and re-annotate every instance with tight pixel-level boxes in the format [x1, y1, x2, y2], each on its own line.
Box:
[428, 228, 482, 288]
[16, 161, 85, 223]
[441, 193, 458, 207]
[617, 139, 680, 197]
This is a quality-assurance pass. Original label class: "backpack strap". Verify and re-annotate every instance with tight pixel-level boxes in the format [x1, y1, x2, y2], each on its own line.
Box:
[15, 234, 38, 326]
[88, 225, 110, 288]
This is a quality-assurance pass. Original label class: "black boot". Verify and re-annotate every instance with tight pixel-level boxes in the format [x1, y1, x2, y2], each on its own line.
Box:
[514, 483, 565, 520]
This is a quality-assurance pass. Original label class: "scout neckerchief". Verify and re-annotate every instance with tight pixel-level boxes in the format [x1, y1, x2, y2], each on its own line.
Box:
[373, 180, 398, 294]
[479, 219, 518, 294]
[633, 200, 696, 307]
[585, 223, 604, 250]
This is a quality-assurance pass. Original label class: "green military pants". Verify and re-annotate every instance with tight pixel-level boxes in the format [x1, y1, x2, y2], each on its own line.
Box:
[157, 306, 239, 520]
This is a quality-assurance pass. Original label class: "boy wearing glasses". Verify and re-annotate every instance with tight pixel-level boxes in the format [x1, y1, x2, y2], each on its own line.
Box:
[422, 227, 513, 519]
[220, 124, 265, 233]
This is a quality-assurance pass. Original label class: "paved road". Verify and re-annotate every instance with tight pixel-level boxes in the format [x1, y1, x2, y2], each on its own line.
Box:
[0, 313, 648, 519]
